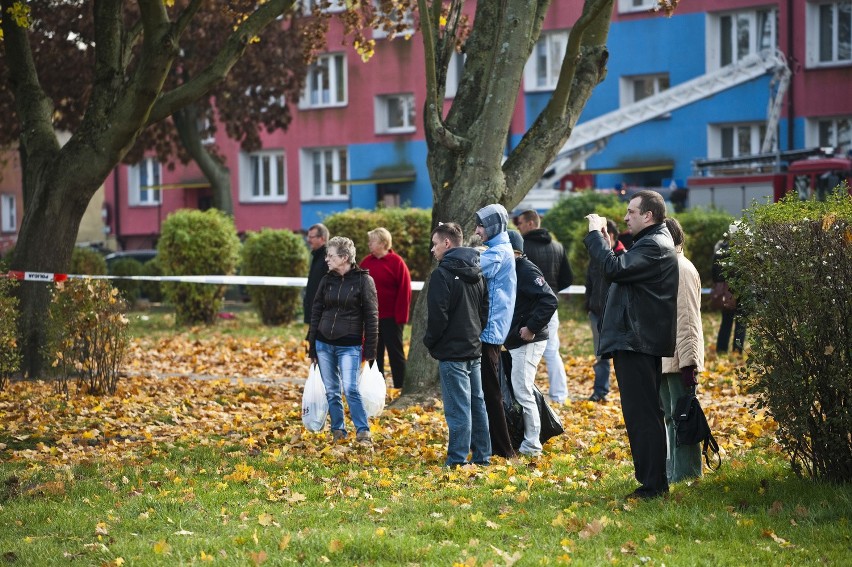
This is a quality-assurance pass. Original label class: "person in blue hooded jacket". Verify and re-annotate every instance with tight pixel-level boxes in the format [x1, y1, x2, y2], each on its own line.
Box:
[474, 203, 518, 459]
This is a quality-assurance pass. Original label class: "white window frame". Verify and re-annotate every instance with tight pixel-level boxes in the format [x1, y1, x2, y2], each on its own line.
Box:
[619, 73, 670, 106]
[301, 0, 346, 15]
[445, 52, 466, 99]
[300, 53, 347, 109]
[708, 122, 768, 159]
[805, 1, 852, 67]
[707, 7, 778, 70]
[1, 194, 16, 233]
[239, 150, 287, 203]
[300, 147, 349, 201]
[617, 0, 657, 14]
[523, 30, 570, 92]
[128, 157, 162, 206]
[375, 93, 416, 134]
[371, 1, 415, 40]
[806, 115, 852, 152]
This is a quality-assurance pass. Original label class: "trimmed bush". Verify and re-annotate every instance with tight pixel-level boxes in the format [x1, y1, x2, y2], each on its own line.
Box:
[0, 277, 20, 391]
[158, 209, 240, 325]
[45, 279, 129, 396]
[70, 247, 107, 275]
[324, 208, 432, 281]
[241, 229, 309, 325]
[542, 191, 622, 256]
[730, 189, 852, 482]
[675, 208, 733, 285]
[109, 257, 143, 303]
[140, 256, 164, 302]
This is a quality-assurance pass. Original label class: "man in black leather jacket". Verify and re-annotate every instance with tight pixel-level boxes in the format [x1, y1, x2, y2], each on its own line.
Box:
[584, 190, 678, 500]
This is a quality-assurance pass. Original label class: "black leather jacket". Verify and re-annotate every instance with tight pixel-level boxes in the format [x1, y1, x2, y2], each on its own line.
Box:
[308, 266, 378, 360]
[584, 223, 678, 358]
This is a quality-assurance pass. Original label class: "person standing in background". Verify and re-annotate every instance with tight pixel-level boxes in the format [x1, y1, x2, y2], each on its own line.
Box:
[713, 224, 746, 354]
[504, 231, 558, 457]
[660, 218, 705, 483]
[475, 204, 518, 459]
[303, 223, 329, 325]
[516, 210, 573, 404]
[585, 220, 626, 402]
[360, 227, 412, 389]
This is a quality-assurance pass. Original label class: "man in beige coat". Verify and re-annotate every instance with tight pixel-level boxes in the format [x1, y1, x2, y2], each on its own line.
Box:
[660, 218, 705, 482]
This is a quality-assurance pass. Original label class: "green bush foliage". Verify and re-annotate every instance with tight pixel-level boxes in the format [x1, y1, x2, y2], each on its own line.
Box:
[241, 229, 309, 325]
[541, 191, 622, 255]
[45, 279, 129, 396]
[324, 208, 432, 280]
[675, 208, 733, 285]
[730, 189, 852, 482]
[70, 247, 107, 275]
[139, 256, 164, 302]
[565, 202, 627, 287]
[158, 209, 240, 325]
[108, 258, 143, 303]
[0, 277, 20, 391]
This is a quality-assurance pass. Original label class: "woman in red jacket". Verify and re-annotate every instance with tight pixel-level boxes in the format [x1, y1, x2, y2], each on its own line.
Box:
[360, 227, 412, 389]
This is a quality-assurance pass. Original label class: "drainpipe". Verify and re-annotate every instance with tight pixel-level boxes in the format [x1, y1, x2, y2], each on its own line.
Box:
[112, 166, 124, 250]
[786, 0, 795, 151]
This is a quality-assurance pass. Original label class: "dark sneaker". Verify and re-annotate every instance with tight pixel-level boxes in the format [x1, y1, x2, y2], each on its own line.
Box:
[356, 430, 372, 446]
[588, 393, 607, 402]
[331, 430, 346, 443]
[625, 488, 668, 501]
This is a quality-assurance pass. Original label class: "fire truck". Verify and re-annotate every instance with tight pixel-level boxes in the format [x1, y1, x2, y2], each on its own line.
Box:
[687, 147, 852, 216]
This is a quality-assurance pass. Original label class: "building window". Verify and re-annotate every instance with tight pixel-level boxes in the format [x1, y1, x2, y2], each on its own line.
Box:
[524, 30, 570, 92]
[1, 194, 15, 233]
[445, 52, 465, 99]
[709, 123, 768, 158]
[808, 115, 852, 153]
[375, 94, 416, 134]
[618, 0, 657, 14]
[301, 53, 347, 108]
[620, 73, 670, 106]
[301, 0, 346, 14]
[240, 150, 286, 202]
[302, 148, 348, 200]
[708, 8, 777, 70]
[806, 1, 852, 66]
[128, 158, 162, 206]
[372, 1, 415, 39]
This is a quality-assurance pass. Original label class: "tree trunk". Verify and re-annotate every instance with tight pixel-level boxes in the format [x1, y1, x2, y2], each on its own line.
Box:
[12, 175, 90, 378]
[173, 104, 234, 215]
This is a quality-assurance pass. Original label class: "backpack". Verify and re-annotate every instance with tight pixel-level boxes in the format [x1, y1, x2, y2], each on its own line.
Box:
[673, 393, 722, 471]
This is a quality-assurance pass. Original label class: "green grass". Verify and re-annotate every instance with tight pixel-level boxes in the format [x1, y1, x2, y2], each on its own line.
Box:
[1, 438, 849, 566]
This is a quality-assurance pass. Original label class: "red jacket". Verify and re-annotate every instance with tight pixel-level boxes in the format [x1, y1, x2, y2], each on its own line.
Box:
[360, 250, 412, 324]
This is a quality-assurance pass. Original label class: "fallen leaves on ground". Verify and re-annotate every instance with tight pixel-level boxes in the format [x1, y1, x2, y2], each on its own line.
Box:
[0, 334, 775, 472]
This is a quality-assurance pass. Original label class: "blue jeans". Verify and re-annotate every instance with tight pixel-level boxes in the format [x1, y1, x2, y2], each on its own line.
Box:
[315, 340, 369, 435]
[438, 359, 491, 466]
[589, 311, 610, 397]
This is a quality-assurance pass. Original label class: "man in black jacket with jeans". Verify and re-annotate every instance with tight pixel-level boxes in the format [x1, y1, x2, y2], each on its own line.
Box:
[584, 190, 678, 500]
[424, 222, 491, 467]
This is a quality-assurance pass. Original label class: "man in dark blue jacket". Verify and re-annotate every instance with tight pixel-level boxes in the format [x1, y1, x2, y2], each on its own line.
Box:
[504, 231, 558, 457]
[424, 222, 491, 467]
[584, 190, 678, 500]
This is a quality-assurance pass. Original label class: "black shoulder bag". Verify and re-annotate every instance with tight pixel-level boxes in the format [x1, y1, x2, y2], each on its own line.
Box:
[673, 393, 722, 471]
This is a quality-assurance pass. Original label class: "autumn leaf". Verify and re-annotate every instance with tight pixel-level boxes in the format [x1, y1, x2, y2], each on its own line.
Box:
[153, 540, 172, 555]
[258, 513, 274, 527]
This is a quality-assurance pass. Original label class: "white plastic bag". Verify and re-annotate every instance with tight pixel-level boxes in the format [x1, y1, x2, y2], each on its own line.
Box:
[358, 361, 386, 418]
[302, 363, 328, 432]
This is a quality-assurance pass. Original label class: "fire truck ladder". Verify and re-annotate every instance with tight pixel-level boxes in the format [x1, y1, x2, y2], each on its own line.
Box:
[522, 49, 790, 208]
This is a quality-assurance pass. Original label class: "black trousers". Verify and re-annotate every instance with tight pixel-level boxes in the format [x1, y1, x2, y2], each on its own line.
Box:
[481, 343, 517, 458]
[377, 318, 406, 388]
[716, 308, 746, 353]
[613, 350, 669, 495]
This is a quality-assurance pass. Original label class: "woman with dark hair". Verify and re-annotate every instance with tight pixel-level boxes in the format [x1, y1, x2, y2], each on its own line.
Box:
[308, 236, 379, 445]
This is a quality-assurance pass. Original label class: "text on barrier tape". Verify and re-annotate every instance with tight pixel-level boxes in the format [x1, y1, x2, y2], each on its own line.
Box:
[5, 270, 68, 282]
